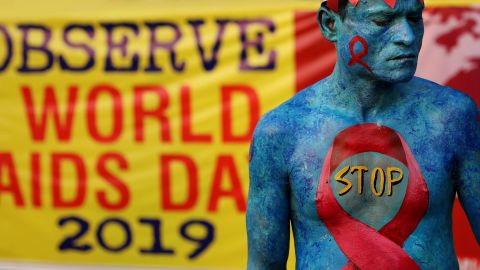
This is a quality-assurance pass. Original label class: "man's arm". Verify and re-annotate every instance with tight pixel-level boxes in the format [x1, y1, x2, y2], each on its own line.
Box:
[246, 116, 290, 269]
[455, 98, 480, 243]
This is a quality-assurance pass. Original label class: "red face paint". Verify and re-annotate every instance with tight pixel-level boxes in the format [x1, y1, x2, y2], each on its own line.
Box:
[327, 0, 340, 12]
[384, 0, 397, 8]
[326, 0, 424, 11]
[349, 0, 359, 6]
[316, 124, 429, 270]
[348, 36, 373, 74]
[382, 0, 425, 8]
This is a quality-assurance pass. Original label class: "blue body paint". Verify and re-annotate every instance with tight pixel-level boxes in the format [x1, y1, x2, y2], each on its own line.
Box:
[246, 0, 480, 269]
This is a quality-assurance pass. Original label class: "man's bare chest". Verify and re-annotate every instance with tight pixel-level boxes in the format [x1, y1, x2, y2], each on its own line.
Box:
[286, 119, 457, 223]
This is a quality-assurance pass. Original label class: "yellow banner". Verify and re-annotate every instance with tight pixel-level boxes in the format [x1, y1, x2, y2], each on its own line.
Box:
[0, 2, 297, 269]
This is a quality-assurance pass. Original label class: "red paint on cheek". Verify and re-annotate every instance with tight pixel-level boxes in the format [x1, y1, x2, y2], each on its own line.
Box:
[348, 35, 373, 74]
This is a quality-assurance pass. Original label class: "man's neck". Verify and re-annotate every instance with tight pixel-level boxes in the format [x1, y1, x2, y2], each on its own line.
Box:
[328, 63, 397, 121]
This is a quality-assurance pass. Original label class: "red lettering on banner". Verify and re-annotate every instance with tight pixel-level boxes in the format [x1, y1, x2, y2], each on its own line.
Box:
[21, 83, 263, 143]
[96, 153, 130, 210]
[181, 85, 212, 143]
[208, 155, 246, 212]
[0, 151, 252, 211]
[221, 85, 260, 143]
[31, 152, 41, 207]
[0, 153, 24, 206]
[87, 84, 123, 142]
[52, 153, 86, 208]
[21, 85, 78, 142]
[134, 85, 171, 142]
[160, 155, 198, 211]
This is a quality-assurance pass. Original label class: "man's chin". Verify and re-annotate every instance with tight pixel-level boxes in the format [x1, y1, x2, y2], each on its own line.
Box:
[376, 69, 416, 83]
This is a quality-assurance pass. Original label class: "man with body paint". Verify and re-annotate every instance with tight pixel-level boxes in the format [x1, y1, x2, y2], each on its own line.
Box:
[246, 0, 480, 269]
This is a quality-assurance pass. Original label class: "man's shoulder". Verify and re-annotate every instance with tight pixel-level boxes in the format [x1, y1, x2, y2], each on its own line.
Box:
[254, 81, 324, 138]
[253, 100, 292, 142]
[410, 77, 477, 113]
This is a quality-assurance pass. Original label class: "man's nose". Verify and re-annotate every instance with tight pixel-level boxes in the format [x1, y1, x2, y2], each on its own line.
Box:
[392, 19, 416, 46]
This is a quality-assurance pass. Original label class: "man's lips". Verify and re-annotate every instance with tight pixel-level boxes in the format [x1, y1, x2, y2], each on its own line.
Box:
[388, 54, 417, 61]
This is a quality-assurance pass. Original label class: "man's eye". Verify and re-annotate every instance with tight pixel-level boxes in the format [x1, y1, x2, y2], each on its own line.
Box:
[373, 19, 390, 26]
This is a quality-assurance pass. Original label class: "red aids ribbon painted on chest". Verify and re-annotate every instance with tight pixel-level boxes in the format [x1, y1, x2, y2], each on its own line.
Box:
[348, 36, 373, 74]
[316, 124, 429, 270]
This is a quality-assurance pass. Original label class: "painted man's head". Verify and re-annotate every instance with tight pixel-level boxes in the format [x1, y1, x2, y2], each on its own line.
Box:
[318, 0, 425, 82]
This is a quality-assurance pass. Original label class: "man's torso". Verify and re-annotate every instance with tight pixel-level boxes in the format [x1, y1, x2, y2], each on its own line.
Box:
[268, 77, 469, 269]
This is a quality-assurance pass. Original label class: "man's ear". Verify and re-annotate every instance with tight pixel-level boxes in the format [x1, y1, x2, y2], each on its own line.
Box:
[317, 4, 340, 43]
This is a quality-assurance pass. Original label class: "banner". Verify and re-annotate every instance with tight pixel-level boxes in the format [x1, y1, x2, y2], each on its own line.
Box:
[0, 0, 478, 269]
